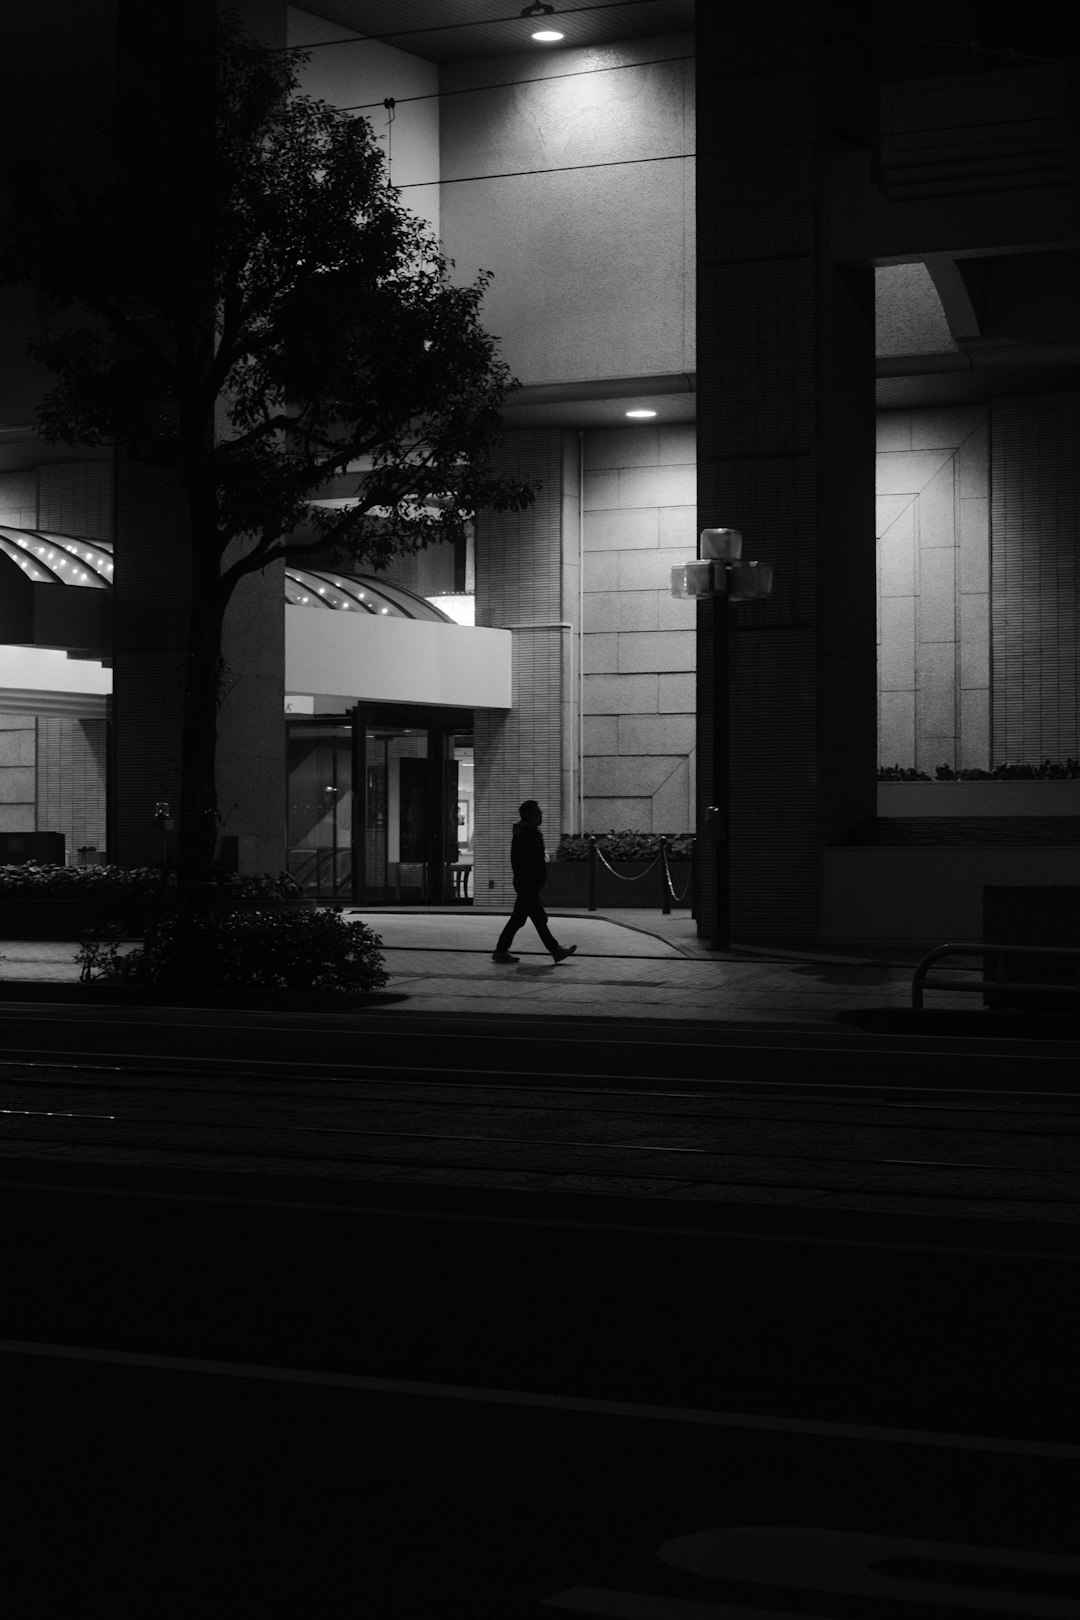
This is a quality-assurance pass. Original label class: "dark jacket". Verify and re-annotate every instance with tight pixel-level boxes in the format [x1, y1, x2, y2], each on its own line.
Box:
[510, 820, 547, 891]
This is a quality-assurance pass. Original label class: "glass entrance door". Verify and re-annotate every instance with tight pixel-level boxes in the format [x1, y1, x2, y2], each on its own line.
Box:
[363, 727, 430, 902]
[286, 723, 353, 898]
[448, 734, 474, 902]
[284, 710, 472, 904]
[359, 722, 474, 905]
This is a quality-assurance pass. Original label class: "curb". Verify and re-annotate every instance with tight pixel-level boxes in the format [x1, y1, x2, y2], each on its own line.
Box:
[0, 981, 410, 1011]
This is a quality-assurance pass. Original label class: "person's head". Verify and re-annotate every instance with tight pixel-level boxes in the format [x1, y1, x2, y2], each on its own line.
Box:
[519, 799, 542, 826]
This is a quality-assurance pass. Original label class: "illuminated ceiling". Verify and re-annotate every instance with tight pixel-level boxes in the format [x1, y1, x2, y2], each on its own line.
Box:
[297, 1, 695, 62]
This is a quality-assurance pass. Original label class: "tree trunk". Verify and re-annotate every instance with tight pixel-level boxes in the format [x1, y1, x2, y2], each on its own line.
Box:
[177, 557, 227, 885]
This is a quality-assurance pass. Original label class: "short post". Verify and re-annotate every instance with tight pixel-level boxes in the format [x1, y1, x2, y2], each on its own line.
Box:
[660, 838, 671, 915]
[588, 835, 597, 912]
[690, 836, 697, 920]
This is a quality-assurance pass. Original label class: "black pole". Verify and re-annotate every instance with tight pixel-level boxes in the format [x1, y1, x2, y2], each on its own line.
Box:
[588, 835, 597, 911]
[697, 591, 730, 951]
[711, 591, 730, 950]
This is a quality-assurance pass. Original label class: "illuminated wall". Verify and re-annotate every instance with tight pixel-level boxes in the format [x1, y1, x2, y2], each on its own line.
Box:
[437, 34, 694, 386]
[288, 6, 441, 239]
[877, 405, 991, 772]
[581, 423, 696, 832]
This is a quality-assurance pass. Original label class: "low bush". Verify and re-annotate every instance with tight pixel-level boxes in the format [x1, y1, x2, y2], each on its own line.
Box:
[0, 862, 163, 898]
[878, 760, 1080, 782]
[556, 831, 693, 862]
[77, 907, 388, 992]
[0, 863, 304, 903]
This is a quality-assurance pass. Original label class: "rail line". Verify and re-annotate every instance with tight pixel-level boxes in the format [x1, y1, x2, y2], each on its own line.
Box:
[0, 1125, 1075, 1208]
[1, 1071, 1078, 1139]
[1, 1075, 1077, 1210]
[1, 1049, 1079, 1105]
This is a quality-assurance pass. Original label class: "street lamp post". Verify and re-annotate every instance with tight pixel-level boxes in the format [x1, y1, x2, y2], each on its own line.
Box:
[671, 529, 774, 951]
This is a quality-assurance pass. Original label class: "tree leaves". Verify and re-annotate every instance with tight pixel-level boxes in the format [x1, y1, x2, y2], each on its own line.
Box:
[0, 12, 535, 578]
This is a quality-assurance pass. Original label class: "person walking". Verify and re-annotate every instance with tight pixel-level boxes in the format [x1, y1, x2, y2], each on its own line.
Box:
[492, 800, 577, 964]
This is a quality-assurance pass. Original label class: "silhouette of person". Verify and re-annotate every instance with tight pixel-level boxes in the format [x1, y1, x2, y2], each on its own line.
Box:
[492, 800, 577, 964]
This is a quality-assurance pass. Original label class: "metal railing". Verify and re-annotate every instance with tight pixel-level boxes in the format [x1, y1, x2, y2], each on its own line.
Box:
[912, 941, 1080, 1009]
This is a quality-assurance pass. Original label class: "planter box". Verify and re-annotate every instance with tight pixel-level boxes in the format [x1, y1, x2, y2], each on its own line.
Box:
[542, 858, 691, 910]
[878, 781, 1080, 817]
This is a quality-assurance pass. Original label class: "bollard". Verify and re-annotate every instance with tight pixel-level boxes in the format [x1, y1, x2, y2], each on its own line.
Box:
[660, 838, 671, 915]
[588, 836, 597, 911]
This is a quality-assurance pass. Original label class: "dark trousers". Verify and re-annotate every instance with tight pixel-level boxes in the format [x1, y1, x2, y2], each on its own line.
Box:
[496, 887, 560, 955]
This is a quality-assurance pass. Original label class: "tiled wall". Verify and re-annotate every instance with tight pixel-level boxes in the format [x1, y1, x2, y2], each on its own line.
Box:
[877, 405, 990, 772]
[0, 713, 36, 833]
[36, 717, 108, 858]
[0, 714, 107, 857]
[38, 462, 113, 540]
[0, 470, 38, 528]
[0, 462, 114, 540]
[582, 424, 696, 832]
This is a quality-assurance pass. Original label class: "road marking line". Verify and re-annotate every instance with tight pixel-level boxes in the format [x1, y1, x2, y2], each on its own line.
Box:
[542, 1589, 810, 1616]
[2, 1046, 1078, 1095]
[1, 1337, 1076, 1459]
[1, 1175, 1075, 1260]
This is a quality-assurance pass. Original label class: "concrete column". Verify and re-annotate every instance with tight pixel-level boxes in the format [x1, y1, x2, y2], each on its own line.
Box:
[216, 551, 286, 875]
[110, 0, 288, 873]
[695, 5, 877, 946]
[473, 429, 576, 909]
[110, 454, 190, 866]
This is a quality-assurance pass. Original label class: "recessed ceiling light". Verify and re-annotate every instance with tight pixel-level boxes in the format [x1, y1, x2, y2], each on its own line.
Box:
[626, 409, 657, 418]
[532, 29, 564, 41]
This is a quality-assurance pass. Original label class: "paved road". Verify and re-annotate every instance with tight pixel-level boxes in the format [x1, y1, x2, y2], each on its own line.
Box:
[1, 1002, 1078, 1220]
[3, 1005, 1078, 1613]
[3, 1167, 1078, 1614]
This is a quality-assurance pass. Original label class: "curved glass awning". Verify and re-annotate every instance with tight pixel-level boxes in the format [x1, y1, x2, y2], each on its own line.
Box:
[0, 527, 114, 586]
[284, 566, 452, 621]
[0, 527, 450, 623]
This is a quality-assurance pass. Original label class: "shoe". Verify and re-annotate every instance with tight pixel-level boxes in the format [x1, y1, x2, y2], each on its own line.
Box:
[552, 945, 577, 964]
[492, 951, 519, 963]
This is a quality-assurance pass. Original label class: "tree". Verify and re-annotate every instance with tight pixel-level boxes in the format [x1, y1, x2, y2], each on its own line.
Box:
[0, 14, 534, 876]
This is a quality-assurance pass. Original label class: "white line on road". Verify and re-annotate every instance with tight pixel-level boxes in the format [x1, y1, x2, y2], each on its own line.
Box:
[1, 1337, 1076, 1460]
[2, 1174, 1076, 1259]
[2, 1045, 1079, 1095]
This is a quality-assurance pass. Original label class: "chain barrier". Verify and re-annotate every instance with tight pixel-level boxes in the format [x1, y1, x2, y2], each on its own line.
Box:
[661, 843, 693, 904]
[591, 842, 664, 881]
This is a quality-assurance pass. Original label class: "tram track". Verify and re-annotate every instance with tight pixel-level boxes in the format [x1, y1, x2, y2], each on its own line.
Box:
[1, 1067, 1079, 1137]
[2, 1046, 1080, 1103]
[1, 1065, 1078, 1211]
[0, 1125, 1076, 1208]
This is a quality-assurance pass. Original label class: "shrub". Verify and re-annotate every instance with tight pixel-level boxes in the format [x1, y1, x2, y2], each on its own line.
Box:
[556, 831, 693, 862]
[0, 863, 304, 904]
[0, 862, 163, 898]
[231, 870, 304, 904]
[77, 908, 388, 992]
[878, 760, 1080, 781]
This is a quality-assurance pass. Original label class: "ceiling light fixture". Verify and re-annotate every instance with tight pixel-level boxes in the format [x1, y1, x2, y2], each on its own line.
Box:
[520, 2, 563, 41]
[626, 409, 657, 418]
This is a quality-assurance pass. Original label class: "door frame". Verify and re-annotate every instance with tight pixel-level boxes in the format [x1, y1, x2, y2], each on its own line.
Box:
[352, 703, 473, 905]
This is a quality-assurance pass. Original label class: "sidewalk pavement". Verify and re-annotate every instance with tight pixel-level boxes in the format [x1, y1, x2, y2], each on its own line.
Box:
[0, 906, 983, 1026]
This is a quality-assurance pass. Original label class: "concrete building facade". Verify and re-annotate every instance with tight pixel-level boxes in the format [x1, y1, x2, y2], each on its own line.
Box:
[2, 1, 1079, 945]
